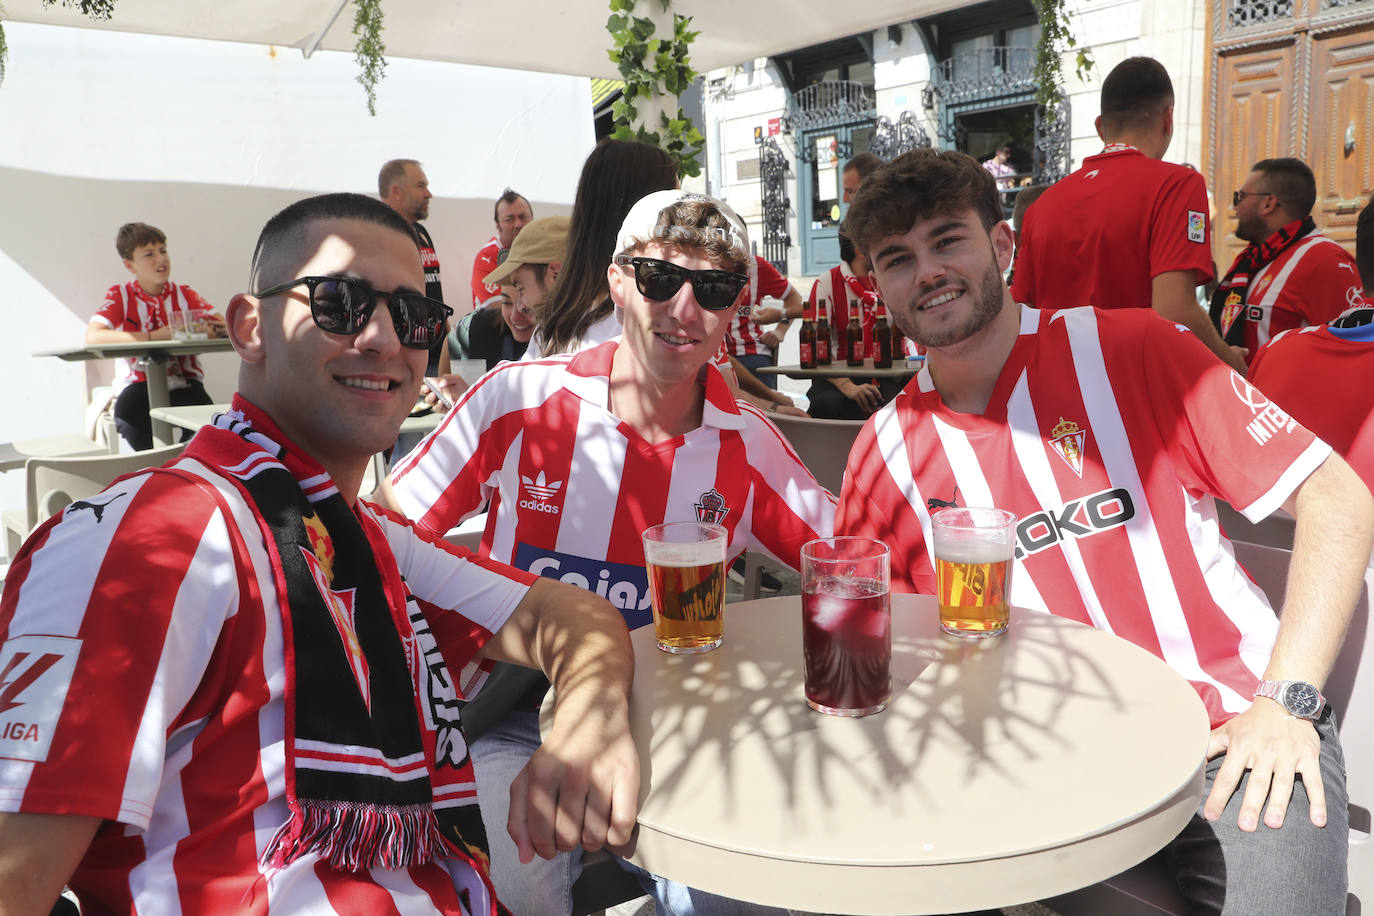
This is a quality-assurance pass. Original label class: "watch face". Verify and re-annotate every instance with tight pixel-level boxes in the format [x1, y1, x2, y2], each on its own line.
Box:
[1283, 682, 1323, 718]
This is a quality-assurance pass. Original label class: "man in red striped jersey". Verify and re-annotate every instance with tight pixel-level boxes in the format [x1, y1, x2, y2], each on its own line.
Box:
[839, 148, 1373, 914]
[0, 193, 638, 915]
[386, 189, 834, 915]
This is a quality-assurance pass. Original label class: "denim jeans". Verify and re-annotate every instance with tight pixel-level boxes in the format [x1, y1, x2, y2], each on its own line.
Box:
[1167, 707, 1348, 915]
[471, 709, 790, 916]
[735, 352, 778, 390]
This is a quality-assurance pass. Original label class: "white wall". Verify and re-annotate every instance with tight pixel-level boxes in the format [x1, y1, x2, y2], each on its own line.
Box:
[0, 22, 594, 527]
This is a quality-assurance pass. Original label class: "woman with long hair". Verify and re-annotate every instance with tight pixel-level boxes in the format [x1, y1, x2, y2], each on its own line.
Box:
[528, 138, 678, 357]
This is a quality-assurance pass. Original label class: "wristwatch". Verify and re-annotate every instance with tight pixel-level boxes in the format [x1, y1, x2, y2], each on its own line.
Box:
[1253, 679, 1326, 719]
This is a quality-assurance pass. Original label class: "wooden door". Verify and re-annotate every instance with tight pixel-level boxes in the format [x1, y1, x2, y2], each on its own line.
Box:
[1212, 43, 1297, 269]
[1309, 30, 1374, 249]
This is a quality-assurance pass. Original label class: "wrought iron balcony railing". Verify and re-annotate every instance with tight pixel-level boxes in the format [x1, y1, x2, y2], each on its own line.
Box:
[932, 46, 1037, 104]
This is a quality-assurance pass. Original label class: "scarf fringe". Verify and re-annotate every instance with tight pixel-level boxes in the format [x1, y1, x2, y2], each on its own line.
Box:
[261, 800, 452, 872]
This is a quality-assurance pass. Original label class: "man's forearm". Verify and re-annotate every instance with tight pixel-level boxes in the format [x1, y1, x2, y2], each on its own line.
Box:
[1271, 453, 1374, 688]
[1151, 270, 1246, 373]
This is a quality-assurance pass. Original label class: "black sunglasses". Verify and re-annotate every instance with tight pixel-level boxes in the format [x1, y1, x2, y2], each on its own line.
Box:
[253, 276, 452, 350]
[614, 256, 749, 311]
[1232, 189, 1273, 207]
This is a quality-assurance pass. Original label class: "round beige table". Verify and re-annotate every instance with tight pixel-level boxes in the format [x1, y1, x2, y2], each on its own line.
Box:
[608, 594, 1209, 914]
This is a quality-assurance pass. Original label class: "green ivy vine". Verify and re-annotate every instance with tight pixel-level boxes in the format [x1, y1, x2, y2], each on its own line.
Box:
[0, 0, 389, 117]
[1032, 0, 1093, 119]
[606, 0, 705, 178]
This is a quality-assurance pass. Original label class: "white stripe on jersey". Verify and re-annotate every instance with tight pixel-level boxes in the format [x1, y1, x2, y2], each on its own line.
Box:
[663, 433, 729, 545]
[487, 427, 527, 562]
[555, 399, 628, 557]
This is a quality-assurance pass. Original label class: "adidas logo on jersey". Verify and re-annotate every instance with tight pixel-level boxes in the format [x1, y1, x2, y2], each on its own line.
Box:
[519, 471, 563, 515]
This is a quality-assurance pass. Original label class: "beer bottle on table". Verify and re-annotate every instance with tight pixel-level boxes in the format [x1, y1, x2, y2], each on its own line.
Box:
[799, 302, 817, 369]
[815, 298, 832, 366]
[846, 299, 864, 367]
[873, 300, 893, 369]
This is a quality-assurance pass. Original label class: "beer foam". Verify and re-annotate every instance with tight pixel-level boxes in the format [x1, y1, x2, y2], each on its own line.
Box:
[935, 539, 1013, 564]
[647, 544, 723, 566]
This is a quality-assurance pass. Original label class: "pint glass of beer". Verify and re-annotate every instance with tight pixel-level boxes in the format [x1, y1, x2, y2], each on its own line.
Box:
[642, 522, 728, 654]
[931, 508, 1017, 638]
[801, 537, 891, 716]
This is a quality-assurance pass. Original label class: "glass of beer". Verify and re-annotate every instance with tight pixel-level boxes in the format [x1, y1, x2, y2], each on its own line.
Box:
[931, 508, 1017, 638]
[800, 537, 891, 716]
[642, 522, 728, 654]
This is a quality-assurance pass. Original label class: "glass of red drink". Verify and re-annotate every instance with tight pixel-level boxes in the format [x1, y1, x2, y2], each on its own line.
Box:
[800, 537, 891, 716]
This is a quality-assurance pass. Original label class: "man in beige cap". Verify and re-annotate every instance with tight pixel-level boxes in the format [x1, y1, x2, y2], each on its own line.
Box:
[427, 216, 570, 406]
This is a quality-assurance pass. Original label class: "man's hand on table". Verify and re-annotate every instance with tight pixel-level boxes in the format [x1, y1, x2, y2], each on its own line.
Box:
[1203, 698, 1326, 831]
[836, 378, 882, 415]
[509, 693, 639, 862]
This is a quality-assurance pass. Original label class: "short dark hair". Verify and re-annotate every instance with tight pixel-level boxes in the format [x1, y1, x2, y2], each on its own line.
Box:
[838, 226, 857, 265]
[1012, 184, 1049, 233]
[843, 152, 883, 181]
[250, 192, 416, 290]
[845, 148, 1002, 255]
[1252, 157, 1317, 219]
[1099, 57, 1174, 135]
[1357, 193, 1374, 293]
[116, 222, 166, 260]
[378, 159, 420, 198]
[494, 188, 531, 222]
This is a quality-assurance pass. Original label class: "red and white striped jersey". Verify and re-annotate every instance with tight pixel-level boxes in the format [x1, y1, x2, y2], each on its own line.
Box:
[390, 340, 837, 630]
[0, 426, 534, 914]
[470, 236, 502, 312]
[836, 305, 1329, 728]
[90, 280, 214, 391]
[724, 256, 793, 357]
[1228, 230, 1362, 356]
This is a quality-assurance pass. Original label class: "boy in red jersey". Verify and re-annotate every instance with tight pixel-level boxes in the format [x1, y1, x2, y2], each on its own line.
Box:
[0, 193, 637, 916]
[841, 148, 1372, 914]
[87, 222, 226, 450]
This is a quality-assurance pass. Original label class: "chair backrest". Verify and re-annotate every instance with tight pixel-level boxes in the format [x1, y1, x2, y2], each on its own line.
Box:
[24, 443, 187, 532]
[1232, 539, 1372, 912]
[766, 413, 865, 494]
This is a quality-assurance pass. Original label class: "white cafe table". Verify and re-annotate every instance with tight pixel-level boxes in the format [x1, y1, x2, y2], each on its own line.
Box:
[579, 594, 1209, 915]
[36, 339, 235, 447]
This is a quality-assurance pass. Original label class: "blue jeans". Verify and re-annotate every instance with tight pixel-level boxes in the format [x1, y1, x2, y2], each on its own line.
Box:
[1167, 707, 1348, 914]
[734, 352, 778, 390]
[470, 709, 788, 915]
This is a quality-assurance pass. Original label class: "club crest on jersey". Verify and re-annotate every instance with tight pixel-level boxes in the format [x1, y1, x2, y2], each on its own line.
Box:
[695, 488, 730, 525]
[1049, 417, 1088, 478]
[0, 636, 81, 762]
[1220, 290, 1244, 335]
[520, 471, 563, 515]
[299, 545, 372, 713]
[1187, 210, 1205, 243]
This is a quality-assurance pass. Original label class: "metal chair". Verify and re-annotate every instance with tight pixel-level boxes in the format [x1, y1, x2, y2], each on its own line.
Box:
[738, 413, 864, 599]
[3, 443, 186, 559]
[1044, 539, 1373, 916]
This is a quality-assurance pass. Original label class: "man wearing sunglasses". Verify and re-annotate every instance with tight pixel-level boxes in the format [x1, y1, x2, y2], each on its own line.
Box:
[1209, 157, 1362, 366]
[0, 192, 640, 916]
[387, 189, 835, 916]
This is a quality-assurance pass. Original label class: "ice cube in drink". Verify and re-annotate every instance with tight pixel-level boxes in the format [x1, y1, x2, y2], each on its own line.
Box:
[802, 575, 891, 716]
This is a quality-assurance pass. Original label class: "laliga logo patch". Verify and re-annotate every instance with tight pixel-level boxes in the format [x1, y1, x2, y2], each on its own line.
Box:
[0, 636, 81, 762]
[519, 471, 563, 515]
[695, 488, 730, 525]
[1049, 417, 1088, 478]
[1187, 210, 1205, 243]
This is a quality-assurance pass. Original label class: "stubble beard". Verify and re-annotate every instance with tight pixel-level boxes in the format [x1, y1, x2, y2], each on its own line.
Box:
[892, 260, 1007, 350]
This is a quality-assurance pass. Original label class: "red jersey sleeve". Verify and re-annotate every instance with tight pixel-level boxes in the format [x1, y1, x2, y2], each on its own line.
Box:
[91, 283, 131, 331]
[1137, 314, 1326, 520]
[1149, 169, 1214, 284]
[835, 417, 937, 594]
[738, 411, 837, 568]
[1271, 244, 1362, 333]
[470, 246, 501, 311]
[753, 257, 791, 301]
[179, 285, 216, 313]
